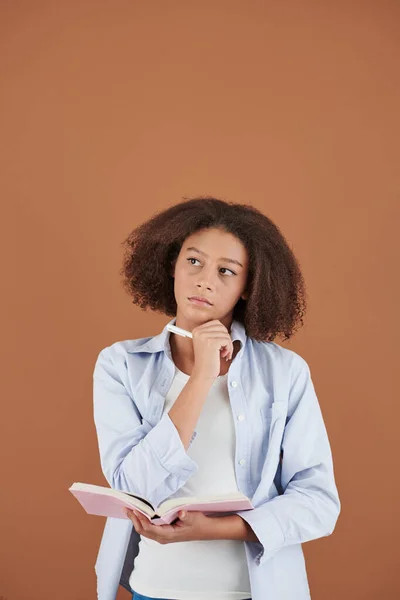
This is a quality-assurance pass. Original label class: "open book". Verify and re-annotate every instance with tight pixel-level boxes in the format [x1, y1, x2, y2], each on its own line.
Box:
[69, 482, 254, 525]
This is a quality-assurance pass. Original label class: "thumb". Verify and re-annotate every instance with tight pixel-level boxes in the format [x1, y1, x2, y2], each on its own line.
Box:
[179, 510, 186, 520]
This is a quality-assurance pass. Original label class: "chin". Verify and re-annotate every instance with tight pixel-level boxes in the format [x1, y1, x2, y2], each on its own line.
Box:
[181, 305, 215, 321]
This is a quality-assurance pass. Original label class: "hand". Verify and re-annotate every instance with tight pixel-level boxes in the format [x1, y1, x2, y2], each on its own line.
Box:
[191, 320, 234, 380]
[125, 509, 214, 544]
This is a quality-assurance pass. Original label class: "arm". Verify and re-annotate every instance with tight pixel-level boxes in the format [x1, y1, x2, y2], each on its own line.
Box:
[93, 347, 203, 506]
[235, 359, 341, 566]
[168, 373, 215, 450]
[206, 514, 260, 542]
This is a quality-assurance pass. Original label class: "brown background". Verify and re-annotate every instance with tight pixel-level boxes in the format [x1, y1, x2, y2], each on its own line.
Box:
[1, 1, 399, 599]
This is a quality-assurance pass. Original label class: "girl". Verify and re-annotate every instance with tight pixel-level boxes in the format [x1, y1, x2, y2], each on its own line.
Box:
[93, 196, 340, 600]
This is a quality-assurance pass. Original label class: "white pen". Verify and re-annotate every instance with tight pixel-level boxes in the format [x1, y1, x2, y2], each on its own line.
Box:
[166, 324, 193, 339]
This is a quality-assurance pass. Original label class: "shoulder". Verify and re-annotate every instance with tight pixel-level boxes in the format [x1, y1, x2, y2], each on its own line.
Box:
[95, 336, 152, 359]
[250, 341, 318, 419]
[93, 335, 155, 378]
[249, 338, 310, 378]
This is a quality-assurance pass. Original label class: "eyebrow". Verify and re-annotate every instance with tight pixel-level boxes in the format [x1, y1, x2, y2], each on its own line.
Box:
[186, 246, 243, 268]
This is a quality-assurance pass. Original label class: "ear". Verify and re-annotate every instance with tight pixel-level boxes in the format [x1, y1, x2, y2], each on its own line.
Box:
[241, 290, 248, 300]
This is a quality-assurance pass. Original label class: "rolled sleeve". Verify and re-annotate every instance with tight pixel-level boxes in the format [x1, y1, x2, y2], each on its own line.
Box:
[93, 347, 198, 506]
[143, 411, 198, 478]
[237, 506, 285, 565]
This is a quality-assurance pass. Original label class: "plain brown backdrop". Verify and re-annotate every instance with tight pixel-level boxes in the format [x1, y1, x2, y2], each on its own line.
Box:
[1, 1, 399, 599]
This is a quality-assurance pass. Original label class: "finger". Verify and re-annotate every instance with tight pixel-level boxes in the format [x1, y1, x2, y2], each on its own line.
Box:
[133, 511, 156, 536]
[128, 511, 142, 533]
[196, 319, 224, 328]
[199, 334, 233, 360]
[195, 325, 230, 334]
[201, 334, 233, 359]
[194, 322, 230, 335]
[133, 511, 151, 530]
[221, 344, 234, 360]
[131, 513, 161, 542]
[197, 332, 231, 342]
[134, 511, 176, 538]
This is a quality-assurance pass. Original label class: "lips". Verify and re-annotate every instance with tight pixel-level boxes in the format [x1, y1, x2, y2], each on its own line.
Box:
[189, 296, 213, 306]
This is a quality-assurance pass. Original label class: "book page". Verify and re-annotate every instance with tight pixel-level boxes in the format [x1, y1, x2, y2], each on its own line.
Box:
[125, 492, 155, 512]
[158, 491, 249, 516]
[70, 483, 155, 517]
[124, 493, 155, 517]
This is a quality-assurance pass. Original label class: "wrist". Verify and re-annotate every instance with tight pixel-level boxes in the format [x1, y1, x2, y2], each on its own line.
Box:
[204, 514, 258, 542]
[189, 372, 217, 386]
[203, 515, 225, 540]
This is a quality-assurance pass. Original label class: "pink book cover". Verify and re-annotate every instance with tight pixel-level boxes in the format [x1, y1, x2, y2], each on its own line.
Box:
[69, 485, 254, 525]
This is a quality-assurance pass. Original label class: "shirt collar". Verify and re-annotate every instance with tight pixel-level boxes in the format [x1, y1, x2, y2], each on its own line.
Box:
[126, 316, 248, 358]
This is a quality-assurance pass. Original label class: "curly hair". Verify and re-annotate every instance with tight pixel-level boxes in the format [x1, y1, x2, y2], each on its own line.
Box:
[120, 196, 307, 342]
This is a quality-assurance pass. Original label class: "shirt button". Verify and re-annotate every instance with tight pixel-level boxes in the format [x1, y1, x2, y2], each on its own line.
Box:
[231, 381, 238, 388]
[238, 459, 246, 466]
[237, 414, 245, 421]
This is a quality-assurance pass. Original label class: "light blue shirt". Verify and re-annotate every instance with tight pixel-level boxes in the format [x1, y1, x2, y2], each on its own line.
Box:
[93, 317, 340, 600]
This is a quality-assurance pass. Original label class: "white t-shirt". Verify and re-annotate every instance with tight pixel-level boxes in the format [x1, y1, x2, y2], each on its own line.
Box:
[129, 365, 251, 600]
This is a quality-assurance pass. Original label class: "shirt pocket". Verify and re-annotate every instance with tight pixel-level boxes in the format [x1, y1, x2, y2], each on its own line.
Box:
[260, 405, 273, 424]
[249, 405, 274, 488]
[259, 405, 274, 456]
[260, 402, 287, 457]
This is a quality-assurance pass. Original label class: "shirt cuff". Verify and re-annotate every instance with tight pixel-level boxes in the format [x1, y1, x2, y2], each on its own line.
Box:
[236, 505, 285, 566]
[144, 412, 198, 479]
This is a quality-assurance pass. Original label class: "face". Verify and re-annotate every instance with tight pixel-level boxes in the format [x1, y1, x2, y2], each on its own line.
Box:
[171, 227, 249, 330]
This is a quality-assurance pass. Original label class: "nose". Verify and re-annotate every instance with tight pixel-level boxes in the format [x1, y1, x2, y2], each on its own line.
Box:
[195, 265, 216, 291]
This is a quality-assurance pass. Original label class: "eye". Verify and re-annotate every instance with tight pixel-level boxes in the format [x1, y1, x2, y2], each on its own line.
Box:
[187, 257, 201, 266]
[186, 258, 236, 276]
[220, 267, 236, 276]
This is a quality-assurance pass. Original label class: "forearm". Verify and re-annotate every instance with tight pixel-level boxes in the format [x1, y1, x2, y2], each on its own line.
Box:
[205, 514, 259, 543]
[168, 374, 214, 450]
